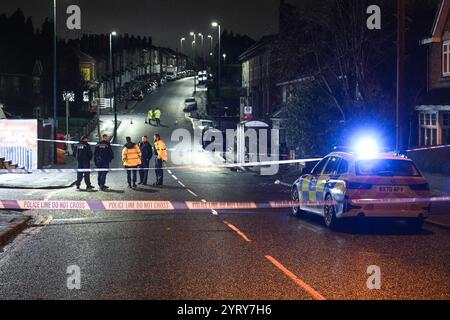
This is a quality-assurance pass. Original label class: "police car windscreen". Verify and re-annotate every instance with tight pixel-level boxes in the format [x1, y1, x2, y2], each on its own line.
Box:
[356, 159, 421, 177]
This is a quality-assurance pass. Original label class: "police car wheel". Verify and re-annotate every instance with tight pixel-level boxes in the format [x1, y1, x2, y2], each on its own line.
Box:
[324, 194, 337, 229]
[291, 188, 304, 216]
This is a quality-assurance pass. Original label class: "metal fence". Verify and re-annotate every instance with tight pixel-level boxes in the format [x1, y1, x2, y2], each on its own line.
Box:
[0, 146, 34, 172]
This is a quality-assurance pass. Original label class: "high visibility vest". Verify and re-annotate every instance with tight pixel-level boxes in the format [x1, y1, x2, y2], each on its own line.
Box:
[148, 110, 153, 119]
[154, 140, 168, 162]
[154, 109, 161, 119]
[122, 144, 142, 167]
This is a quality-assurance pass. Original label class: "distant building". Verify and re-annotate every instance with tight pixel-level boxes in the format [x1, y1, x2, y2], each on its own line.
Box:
[239, 35, 277, 122]
[0, 59, 44, 118]
[416, 0, 450, 146]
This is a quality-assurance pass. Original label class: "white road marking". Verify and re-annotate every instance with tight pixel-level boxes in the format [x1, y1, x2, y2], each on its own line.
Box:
[187, 189, 198, 197]
[211, 210, 219, 216]
[223, 221, 251, 242]
[265, 255, 326, 300]
[178, 181, 186, 188]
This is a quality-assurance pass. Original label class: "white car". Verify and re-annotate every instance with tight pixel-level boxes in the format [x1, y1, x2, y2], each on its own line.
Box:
[291, 149, 431, 229]
[196, 120, 215, 131]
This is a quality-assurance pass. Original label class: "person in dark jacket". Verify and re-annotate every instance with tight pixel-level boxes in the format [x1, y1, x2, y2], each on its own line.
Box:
[75, 136, 94, 190]
[138, 136, 153, 185]
[94, 134, 114, 191]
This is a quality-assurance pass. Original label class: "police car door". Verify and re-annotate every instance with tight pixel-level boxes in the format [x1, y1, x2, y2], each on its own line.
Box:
[317, 156, 341, 212]
[303, 157, 330, 213]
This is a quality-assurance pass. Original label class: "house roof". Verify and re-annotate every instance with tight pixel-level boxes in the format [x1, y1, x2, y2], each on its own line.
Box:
[432, 0, 450, 39]
[417, 88, 450, 107]
[239, 35, 277, 62]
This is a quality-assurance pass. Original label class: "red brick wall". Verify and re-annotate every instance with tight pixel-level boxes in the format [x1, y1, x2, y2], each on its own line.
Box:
[429, 13, 450, 90]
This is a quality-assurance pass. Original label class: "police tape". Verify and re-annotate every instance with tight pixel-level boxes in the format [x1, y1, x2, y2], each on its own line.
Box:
[0, 200, 309, 211]
[0, 196, 449, 211]
[0, 158, 323, 174]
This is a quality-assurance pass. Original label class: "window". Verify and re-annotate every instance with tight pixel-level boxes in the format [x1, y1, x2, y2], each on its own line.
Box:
[323, 157, 340, 175]
[443, 113, 450, 126]
[311, 157, 329, 175]
[337, 159, 349, 175]
[444, 41, 450, 76]
[356, 159, 420, 177]
[419, 112, 440, 146]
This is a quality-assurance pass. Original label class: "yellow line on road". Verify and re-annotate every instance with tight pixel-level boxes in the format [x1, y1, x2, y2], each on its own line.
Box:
[265, 255, 326, 300]
[223, 221, 251, 242]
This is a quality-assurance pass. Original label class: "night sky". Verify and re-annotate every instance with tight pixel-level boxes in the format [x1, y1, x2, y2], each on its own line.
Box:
[0, 0, 280, 48]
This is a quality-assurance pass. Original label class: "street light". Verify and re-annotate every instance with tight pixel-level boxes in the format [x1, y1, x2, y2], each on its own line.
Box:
[211, 21, 221, 96]
[223, 53, 227, 64]
[190, 32, 196, 63]
[180, 37, 186, 54]
[198, 33, 204, 68]
[207, 34, 213, 52]
[109, 31, 118, 139]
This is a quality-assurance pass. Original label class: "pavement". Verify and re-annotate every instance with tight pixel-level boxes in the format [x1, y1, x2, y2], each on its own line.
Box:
[0, 78, 448, 300]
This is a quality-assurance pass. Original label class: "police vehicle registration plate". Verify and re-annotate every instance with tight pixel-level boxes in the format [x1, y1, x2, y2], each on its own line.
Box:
[378, 186, 405, 193]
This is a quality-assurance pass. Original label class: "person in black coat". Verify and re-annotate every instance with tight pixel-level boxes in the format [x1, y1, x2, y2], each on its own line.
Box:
[94, 134, 115, 191]
[138, 136, 153, 185]
[75, 136, 94, 190]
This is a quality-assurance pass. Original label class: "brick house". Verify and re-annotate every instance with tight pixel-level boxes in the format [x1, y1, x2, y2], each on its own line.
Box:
[416, 0, 450, 146]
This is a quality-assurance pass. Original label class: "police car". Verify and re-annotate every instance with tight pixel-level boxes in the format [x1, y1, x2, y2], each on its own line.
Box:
[291, 144, 431, 229]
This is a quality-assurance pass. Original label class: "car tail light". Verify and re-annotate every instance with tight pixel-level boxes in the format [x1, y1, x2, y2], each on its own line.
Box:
[347, 181, 373, 190]
[409, 183, 430, 191]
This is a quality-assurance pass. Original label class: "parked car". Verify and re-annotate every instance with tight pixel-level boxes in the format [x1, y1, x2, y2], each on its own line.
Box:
[184, 98, 198, 112]
[131, 90, 144, 101]
[196, 120, 215, 131]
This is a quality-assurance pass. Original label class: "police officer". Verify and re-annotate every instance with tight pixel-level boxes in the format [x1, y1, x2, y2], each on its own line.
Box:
[147, 109, 154, 125]
[75, 136, 94, 191]
[122, 137, 142, 189]
[154, 107, 161, 126]
[94, 134, 114, 191]
[138, 136, 153, 185]
[153, 133, 167, 187]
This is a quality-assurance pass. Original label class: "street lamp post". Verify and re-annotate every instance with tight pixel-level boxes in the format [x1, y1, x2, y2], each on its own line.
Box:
[211, 21, 221, 96]
[190, 32, 196, 66]
[109, 31, 118, 139]
[180, 37, 185, 54]
[198, 33, 204, 68]
[52, 0, 57, 164]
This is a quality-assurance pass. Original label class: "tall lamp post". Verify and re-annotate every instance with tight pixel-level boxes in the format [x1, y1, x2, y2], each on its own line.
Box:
[211, 21, 221, 96]
[180, 37, 185, 54]
[198, 33, 204, 68]
[52, 0, 57, 164]
[109, 31, 118, 139]
[190, 32, 196, 67]
[396, 0, 405, 151]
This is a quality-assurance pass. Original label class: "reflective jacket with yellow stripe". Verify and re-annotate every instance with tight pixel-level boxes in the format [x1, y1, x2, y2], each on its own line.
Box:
[122, 143, 142, 167]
